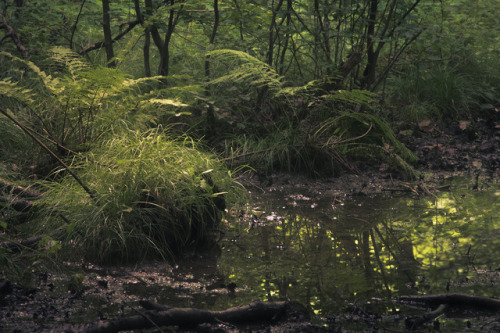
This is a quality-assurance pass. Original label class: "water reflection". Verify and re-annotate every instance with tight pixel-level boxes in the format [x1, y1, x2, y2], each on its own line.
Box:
[216, 178, 500, 319]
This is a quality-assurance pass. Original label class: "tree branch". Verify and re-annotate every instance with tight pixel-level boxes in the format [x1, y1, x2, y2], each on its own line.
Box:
[78, 20, 140, 55]
[0, 11, 29, 58]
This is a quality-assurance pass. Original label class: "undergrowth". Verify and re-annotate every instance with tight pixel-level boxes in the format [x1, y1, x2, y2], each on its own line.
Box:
[37, 129, 240, 264]
[209, 50, 418, 177]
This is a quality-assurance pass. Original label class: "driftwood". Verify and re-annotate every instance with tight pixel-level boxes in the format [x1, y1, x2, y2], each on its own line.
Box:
[74, 301, 307, 333]
[397, 293, 500, 311]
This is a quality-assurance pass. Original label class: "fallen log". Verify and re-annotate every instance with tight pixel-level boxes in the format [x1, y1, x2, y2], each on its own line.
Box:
[0, 177, 41, 198]
[74, 301, 308, 333]
[0, 234, 50, 251]
[397, 293, 500, 311]
[0, 196, 33, 212]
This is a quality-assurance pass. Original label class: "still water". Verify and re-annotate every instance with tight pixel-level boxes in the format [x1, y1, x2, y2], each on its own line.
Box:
[122, 177, 499, 330]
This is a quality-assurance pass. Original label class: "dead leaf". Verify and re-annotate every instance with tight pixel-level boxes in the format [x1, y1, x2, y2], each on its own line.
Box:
[459, 120, 470, 131]
[418, 119, 433, 132]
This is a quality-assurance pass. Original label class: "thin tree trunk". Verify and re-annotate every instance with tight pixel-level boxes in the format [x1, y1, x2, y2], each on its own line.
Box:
[362, 0, 378, 88]
[205, 0, 219, 136]
[102, 0, 116, 67]
[143, 29, 151, 77]
[144, 0, 164, 50]
[232, 0, 244, 42]
[158, 0, 181, 77]
[278, 0, 292, 75]
[133, 0, 151, 76]
[69, 0, 86, 50]
[314, 0, 331, 75]
[266, 0, 284, 66]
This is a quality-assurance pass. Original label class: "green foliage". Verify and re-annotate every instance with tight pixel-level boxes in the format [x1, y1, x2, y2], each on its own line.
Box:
[389, 64, 498, 120]
[209, 49, 284, 94]
[0, 116, 35, 169]
[387, 0, 500, 122]
[39, 129, 239, 264]
[0, 48, 192, 153]
[208, 49, 416, 176]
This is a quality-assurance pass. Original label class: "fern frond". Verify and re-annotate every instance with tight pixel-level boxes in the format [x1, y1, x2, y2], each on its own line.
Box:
[0, 51, 61, 94]
[315, 112, 418, 163]
[145, 99, 189, 107]
[48, 46, 89, 81]
[208, 49, 284, 93]
[0, 79, 34, 104]
[343, 143, 419, 179]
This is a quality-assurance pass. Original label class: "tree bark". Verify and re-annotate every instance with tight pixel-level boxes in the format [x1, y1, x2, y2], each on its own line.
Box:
[361, 0, 378, 89]
[266, 0, 284, 66]
[69, 0, 86, 50]
[133, 0, 151, 76]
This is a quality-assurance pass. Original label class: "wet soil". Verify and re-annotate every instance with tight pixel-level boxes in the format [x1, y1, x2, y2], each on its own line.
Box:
[1, 118, 499, 332]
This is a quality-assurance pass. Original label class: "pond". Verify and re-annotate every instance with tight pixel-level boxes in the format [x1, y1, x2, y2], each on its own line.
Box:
[5, 177, 498, 332]
[212, 176, 499, 330]
[116, 176, 499, 331]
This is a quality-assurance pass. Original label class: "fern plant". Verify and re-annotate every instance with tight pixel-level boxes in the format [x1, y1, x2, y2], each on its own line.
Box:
[208, 49, 418, 177]
[0, 47, 192, 155]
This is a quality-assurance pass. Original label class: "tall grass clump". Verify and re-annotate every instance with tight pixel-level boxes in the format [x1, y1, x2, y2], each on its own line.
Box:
[40, 129, 237, 264]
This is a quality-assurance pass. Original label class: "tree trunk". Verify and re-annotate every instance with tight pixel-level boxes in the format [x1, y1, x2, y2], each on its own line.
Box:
[133, 0, 151, 76]
[362, 0, 378, 88]
[277, 0, 292, 75]
[102, 0, 116, 67]
[158, 0, 182, 78]
[266, 0, 284, 66]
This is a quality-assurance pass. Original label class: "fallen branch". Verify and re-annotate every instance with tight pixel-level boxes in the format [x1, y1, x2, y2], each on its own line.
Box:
[397, 293, 500, 311]
[74, 301, 307, 333]
[0, 196, 33, 212]
[0, 177, 41, 198]
[0, 233, 50, 251]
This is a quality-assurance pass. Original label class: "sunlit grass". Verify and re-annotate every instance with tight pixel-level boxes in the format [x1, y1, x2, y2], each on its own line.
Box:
[39, 128, 239, 264]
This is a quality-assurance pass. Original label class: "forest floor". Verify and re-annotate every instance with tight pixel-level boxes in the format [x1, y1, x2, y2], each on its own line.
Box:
[1, 117, 499, 333]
